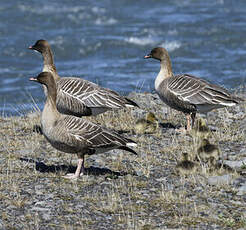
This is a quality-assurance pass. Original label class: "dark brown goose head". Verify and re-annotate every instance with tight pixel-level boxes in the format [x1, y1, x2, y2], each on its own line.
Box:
[29, 72, 54, 85]
[30, 72, 57, 102]
[144, 47, 173, 76]
[144, 47, 170, 61]
[29, 40, 58, 78]
[28, 39, 50, 53]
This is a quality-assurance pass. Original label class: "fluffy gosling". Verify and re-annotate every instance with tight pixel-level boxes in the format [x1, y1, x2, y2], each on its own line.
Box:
[175, 152, 198, 175]
[197, 139, 220, 163]
[134, 112, 159, 134]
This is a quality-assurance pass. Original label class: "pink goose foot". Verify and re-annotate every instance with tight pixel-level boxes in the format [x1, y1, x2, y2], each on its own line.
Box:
[63, 157, 84, 180]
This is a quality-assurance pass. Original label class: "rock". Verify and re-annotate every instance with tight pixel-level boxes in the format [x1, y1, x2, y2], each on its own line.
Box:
[0, 219, 6, 230]
[16, 148, 33, 156]
[236, 183, 246, 196]
[31, 206, 50, 212]
[135, 169, 145, 177]
[207, 174, 233, 186]
[26, 111, 40, 119]
[35, 185, 47, 195]
[223, 159, 246, 171]
[239, 148, 246, 153]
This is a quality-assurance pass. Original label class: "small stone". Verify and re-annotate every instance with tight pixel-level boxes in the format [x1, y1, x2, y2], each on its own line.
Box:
[135, 169, 144, 177]
[16, 148, 33, 156]
[26, 111, 40, 119]
[41, 212, 52, 221]
[223, 159, 246, 171]
[0, 219, 5, 230]
[237, 183, 246, 196]
[155, 177, 167, 182]
[31, 206, 49, 212]
[239, 148, 246, 154]
[35, 185, 46, 195]
[208, 174, 233, 186]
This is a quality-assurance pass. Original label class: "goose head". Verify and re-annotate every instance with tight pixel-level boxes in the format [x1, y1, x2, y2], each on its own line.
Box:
[29, 72, 55, 88]
[144, 47, 169, 61]
[29, 39, 50, 54]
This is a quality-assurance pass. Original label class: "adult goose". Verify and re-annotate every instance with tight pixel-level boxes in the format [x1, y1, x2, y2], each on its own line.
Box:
[29, 40, 138, 117]
[144, 47, 243, 131]
[29, 72, 137, 179]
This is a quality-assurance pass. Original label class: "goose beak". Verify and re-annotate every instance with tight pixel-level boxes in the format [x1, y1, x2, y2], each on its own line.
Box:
[144, 54, 152, 59]
[29, 77, 38, 82]
[28, 46, 33, 49]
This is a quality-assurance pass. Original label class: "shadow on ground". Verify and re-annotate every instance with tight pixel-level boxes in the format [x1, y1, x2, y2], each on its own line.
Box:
[159, 122, 177, 129]
[19, 157, 128, 177]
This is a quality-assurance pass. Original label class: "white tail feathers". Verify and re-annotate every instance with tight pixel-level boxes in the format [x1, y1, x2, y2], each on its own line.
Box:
[125, 104, 135, 108]
[126, 142, 137, 147]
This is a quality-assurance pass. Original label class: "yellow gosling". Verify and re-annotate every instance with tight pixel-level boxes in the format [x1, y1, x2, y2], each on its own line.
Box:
[135, 112, 159, 134]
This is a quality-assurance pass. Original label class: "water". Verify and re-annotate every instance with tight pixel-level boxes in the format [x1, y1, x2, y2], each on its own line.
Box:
[0, 0, 246, 115]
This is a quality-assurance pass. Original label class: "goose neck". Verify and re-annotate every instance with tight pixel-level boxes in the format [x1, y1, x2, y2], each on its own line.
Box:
[155, 59, 173, 90]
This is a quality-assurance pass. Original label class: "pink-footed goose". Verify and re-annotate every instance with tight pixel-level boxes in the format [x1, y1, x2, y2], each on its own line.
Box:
[29, 40, 138, 117]
[144, 47, 244, 131]
[29, 72, 137, 179]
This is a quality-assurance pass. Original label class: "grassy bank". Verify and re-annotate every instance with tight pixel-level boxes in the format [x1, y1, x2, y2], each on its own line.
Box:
[0, 92, 245, 229]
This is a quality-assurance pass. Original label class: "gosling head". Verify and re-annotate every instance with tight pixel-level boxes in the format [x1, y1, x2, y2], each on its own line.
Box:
[201, 139, 210, 146]
[146, 112, 158, 123]
[182, 152, 189, 161]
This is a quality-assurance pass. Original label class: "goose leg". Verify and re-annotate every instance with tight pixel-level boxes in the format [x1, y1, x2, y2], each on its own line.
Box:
[186, 114, 191, 131]
[191, 112, 196, 129]
[63, 156, 84, 179]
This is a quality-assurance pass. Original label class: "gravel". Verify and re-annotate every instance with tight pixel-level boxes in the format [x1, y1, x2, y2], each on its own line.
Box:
[0, 92, 245, 229]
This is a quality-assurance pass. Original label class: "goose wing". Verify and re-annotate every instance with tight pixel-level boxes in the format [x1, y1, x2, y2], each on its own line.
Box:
[167, 74, 238, 106]
[58, 77, 132, 109]
[61, 116, 135, 149]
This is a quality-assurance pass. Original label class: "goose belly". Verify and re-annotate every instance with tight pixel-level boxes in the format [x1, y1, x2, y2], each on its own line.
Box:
[41, 122, 79, 154]
[43, 131, 79, 154]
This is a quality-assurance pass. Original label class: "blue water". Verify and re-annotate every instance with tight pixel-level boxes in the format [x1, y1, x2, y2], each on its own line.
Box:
[0, 0, 246, 115]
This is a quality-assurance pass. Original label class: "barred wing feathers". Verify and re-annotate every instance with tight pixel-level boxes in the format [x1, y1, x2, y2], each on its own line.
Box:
[58, 77, 136, 110]
[60, 116, 136, 152]
[167, 74, 239, 107]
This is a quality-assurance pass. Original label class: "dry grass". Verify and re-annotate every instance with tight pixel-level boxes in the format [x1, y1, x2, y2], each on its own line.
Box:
[0, 93, 245, 229]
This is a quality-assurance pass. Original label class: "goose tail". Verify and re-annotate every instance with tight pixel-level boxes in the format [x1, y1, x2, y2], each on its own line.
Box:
[118, 146, 137, 155]
[124, 97, 139, 108]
